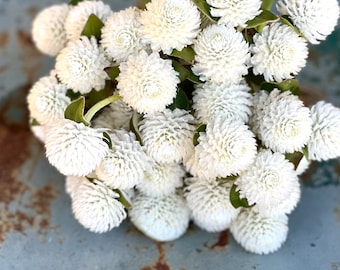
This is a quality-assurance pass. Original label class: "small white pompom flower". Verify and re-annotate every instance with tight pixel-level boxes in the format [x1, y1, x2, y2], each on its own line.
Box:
[72, 179, 126, 233]
[30, 124, 46, 143]
[31, 4, 70, 56]
[45, 119, 109, 176]
[55, 36, 109, 94]
[192, 24, 250, 84]
[193, 81, 252, 124]
[65, 0, 112, 41]
[139, 109, 196, 163]
[308, 101, 340, 161]
[249, 90, 269, 135]
[27, 75, 70, 125]
[185, 177, 240, 232]
[95, 130, 152, 190]
[295, 156, 310, 175]
[101, 7, 145, 63]
[253, 89, 312, 153]
[207, 0, 262, 28]
[137, 162, 185, 198]
[235, 149, 300, 217]
[250, 23, 308, 82]
[183, 145, 209, 178]
[277, 0, 340, 44]
[117, 51, 179, 114]
[197, 116, 257, 178]
[129, 192, 190, 241]
[139, 0, 201, 54]
[65, 175, 87, 198]
[230, 209, 288, 255]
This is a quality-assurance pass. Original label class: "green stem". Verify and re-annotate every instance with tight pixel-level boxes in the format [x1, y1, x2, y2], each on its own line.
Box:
[261, 0, 275, 11]
[115, 189, 132, 210]
[84, 94, 121, 122]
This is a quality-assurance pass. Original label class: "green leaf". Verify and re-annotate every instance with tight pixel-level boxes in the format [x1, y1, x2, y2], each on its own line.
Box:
[81, 14, 104, 40]
[136, 0, 151, 9]
[172, 60, 200, 83]
[130, 111, 143, 145]
[261, 79, 301, 96]
[64, 97, 89, 125]
[66, 89, 81, 101]
[285, 151, 304, 170]
[103, 131, 112, 149]
[246, 10, 278, 29]
[69, 0, 84, 5]
[105, 66, 120, 82]
[230, 184, 253, 209]
[261, 0, 275, 10]
[192, 0, 217, 23]
[84, 94, 121, 122]
[217, 175, 238, 182]
[280, 15, 305, 38]
[193, 124, 206, 146]
[302, 145, 309, 160]
[30, 118, 40, 126]
[168, 88, 190, 111]
[86, 81, 114, 108]
[114, 189, 132, 210]
[170, 47, 195, 64]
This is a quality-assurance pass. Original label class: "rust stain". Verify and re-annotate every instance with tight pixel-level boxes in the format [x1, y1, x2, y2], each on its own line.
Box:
[140, 242, 171, 270]
[0, 32, 9, 48]
[334, 207, 340, 224]
[0, 65, 9, 73]
[335, 161, 340, 176]
[300, 86, 326, 107]
[204, 230, 229, 251]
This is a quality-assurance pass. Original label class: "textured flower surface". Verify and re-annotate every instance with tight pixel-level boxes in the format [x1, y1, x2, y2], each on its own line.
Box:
[139, 0, 201, 54]
[207, 0, 261, 27]
[252, 89, 312, 153]
[129, 192, 190, 241]
[45, 119, 109, 176]
[55, 36, 109, 94]
[139, 109, 196, 163]
[192, 24, 250, 84]
[235, 149, 300, 217]
[117, 51, 179, 114]
[251, 23, 308, 82]
[230, 209, 288, 255]
[31, 4, 70, 56]
[65, 175, 87, 198]
[193, 81, 252, 124]
[308, 101, 340, 161]
[27, 74, 70, 125]
[72, 179, 126, 233]
[277, 0, 340, 44]
[185, 177, 240, 232]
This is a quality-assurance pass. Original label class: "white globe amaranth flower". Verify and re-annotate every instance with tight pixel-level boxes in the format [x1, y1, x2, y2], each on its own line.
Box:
[72, 179, 126, 233]
[55, 36, 109, 94]
[235, 149, 300, 217]
[254, 89, 312, 153]
[182, 144, 209, 178]
[101, 7, 145, 63]
[185, 177, 240, 232]
[139, 0, 201, 54]
[192, 24, 250, 85]
[277, 0, 340, 44]
[249, 90, 269, 135]
[295, 156, 310, 175]
[27, 75, 70, 125]
[45, 119, 109, 176]
[30, 124, 46, 143]
[207, 0, 262, 28]
[117, 50, 179, 114]
[129, 192, 190, 241]
[197, 116, 257, 178]
[230, 208, 288, 255]
[31, 4, 70, 56]
[250, 23, 308, 82]
[65, 0, 112, 41]
[193, 81, 252, 124]
[65, 175, 87, 198]
[139, 109, 196, 163]
[95, 130, 152, 190]
[137, 162, 185, 198]
[308, 101, 340, 161]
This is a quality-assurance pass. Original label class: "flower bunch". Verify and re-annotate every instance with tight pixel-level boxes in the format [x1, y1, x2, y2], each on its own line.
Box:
[28, 0, 340, 254]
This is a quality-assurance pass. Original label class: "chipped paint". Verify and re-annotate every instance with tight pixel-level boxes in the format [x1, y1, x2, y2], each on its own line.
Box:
[140, 242, 171, 270]
[204, 231, 229, 251]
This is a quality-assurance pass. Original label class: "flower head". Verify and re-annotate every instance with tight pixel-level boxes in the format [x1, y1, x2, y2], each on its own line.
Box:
[117, 50, 179, 114]
[65, 175, 87, 198]
[192, 24, 250, 85]
[129, 192, 190, 241]
[139, 0, 201, 54]
[250, 23, 308, 82]
[277, 0, 340, 44]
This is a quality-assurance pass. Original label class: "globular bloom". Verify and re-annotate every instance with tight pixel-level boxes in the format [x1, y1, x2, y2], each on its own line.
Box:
[193, 81, 252, 124]
[192, 24, 250, 85]
[55, 36, 109, 94]
[139, 109, 196, 163]
[129, 192, 190, 241]
[139, 0, 201, 54]
[250, 23, 308, 82]
[252, 89, 312, 153]
[197, 116, 257, 178]
[65, 0, 112, 41]
[72, 179, 127, 233]
[117, 50, 179, 114]
[207, 0, 262, 28]
[308, 101, 340, 161]
[65, 175, 87, 198]
[230, 208, 289, 255]
[235, 149, 301, 217]
[27, 74, 70, 125]
[277, 0, 340, 44]
[101, 7, 145, 63]
[31, 4, 70, 56]
[185, 177, 240, 232]
[95, 130, 152, 190]
[45, 119, 109, 176]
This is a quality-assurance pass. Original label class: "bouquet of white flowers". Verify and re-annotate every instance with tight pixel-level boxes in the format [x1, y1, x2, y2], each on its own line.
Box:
[28, 0, 340, 255]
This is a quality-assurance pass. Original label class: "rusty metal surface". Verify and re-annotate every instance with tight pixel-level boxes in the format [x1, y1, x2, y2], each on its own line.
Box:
[0, 1, 340, 270]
